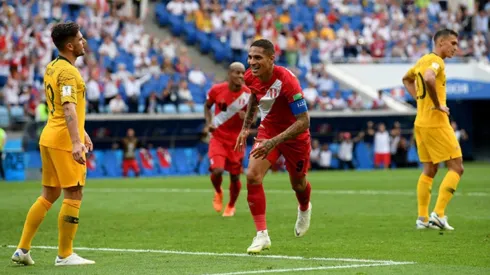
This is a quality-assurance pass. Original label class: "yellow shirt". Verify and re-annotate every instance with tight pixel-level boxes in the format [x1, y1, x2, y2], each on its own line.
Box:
[406, 53, 448, 128]
[39, 56, 86, 151]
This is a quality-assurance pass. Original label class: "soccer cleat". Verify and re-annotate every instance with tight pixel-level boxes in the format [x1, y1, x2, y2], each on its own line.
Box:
[11, 249, 35, 266]
[247, 231, 271, 254]
[222, 205, 235, 217]
[213, 191, 223, 212]
[55, 253, 95, 266]
[429, 212, 454, 230]
[294, 202, 312, 237]
[415, 219, 429, 229]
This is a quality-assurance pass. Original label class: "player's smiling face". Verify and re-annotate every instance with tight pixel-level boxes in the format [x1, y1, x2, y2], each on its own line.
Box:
[248, 46, 274, 77]
[230, 68, 245, 86]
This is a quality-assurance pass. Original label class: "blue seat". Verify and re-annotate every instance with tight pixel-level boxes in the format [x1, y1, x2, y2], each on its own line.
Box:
[163, 104, 177, 113]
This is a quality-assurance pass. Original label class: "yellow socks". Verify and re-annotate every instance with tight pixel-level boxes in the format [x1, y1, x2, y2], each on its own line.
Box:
[18, 196, 52, 250]
[434, 170, 461, 218]
[417, 174, 433, 222]
[58, 199, 81, 258]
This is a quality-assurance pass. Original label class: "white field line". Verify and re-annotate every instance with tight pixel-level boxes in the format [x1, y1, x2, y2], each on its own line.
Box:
[5, 245, 414, 265]
[201, 262, 412, 275]
[83, 188, 488, 197]
[13, 187, 489, 197]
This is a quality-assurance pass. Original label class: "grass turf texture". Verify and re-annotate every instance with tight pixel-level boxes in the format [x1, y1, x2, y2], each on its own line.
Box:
[1, 163, 489, 274]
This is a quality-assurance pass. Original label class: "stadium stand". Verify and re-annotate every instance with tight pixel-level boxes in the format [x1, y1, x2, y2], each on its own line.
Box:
[0, 0, 484, 180]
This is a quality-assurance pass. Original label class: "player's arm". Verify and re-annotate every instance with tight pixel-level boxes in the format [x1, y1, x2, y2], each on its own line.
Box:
[270, 109, 310, 145]
[422, 69, 441, 108]
[234, 93, 258, 151]
[402, 67, 417, 99]
[59, 70, 86, 164]
[204, 98, 215, 132]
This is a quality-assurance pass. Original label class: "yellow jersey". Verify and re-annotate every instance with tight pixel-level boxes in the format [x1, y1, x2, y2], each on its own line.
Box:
[39, 56, 86, 152]
[406, 53, 449, 128]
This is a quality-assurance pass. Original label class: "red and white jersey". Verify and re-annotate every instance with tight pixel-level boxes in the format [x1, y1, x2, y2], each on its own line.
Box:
[206, 82, 251, 146]
[244, 66, 310, 142]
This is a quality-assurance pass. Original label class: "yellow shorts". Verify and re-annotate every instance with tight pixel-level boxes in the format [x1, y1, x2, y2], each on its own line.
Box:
[40, 145, 86, 188]
[414, 125, 462, 164]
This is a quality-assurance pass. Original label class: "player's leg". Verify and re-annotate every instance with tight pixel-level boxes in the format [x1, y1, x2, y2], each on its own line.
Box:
[52, 148, 94, 266]
[208, 139, 227, 212]
[12, 146, 61, 266]
[281, 142, 312, 237]
[414, 127, 435, 229]
[426, 126, 463, 230]
[245, 144, 277, 254]
[223, 151, 244, 216]
[222, 173, 241, 217]
[131, 160, 140, 177]
[122, 160, 130, 177]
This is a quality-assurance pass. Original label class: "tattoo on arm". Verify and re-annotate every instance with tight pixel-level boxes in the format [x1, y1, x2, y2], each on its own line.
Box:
[242, 94, 258, 130]
[271, 112, 310, 145]
[65, 114, 73, 124]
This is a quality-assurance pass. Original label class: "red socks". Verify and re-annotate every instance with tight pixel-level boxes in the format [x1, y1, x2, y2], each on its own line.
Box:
[295, 182, 311, 211]
[247, 184, 267, 231]
[210, 173, 223, 193]
[228, 180, 241, 207]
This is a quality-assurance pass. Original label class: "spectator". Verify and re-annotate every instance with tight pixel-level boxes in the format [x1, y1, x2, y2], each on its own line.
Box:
[303, 82, 319, 110]
[331, 91, 347, 111]
[338, 132, 355, 170]
[374, 123, 391, 169]
[86, 73, 101, 114]
[372, 90, 387, 110]
[161, 79, 180, 112]
[109, 94, 127, 114]
[145, 92, 159, 114]
[188, 66, 207, 86]
[124, 74, 151, 113]
[451, 121, 469, 144]
[348, 91, 363, 111]
[178, 79, 195, 112]
[317, 90, 331, 110]
[309, 139, 321, 170]
[318, 143, 332, 170]
[393, 137, 410, 168]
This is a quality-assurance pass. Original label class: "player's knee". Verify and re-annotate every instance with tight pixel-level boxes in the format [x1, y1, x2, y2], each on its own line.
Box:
[246, 170, 263, 185]
[42, 186, 61, 204]
[290, 177, 307, 192]
[451, 163, 464, 176]
[230, 174, 240, 183]
[63, 185, 83, 200]
[212, 168, 224, 177]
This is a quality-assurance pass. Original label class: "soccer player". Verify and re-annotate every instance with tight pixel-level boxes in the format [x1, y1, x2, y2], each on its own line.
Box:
[121, 128, 140, 177]
[235, 39, 312, 254]
[402, 29, 463, 231]
[11, 22, 95, 266]
[205, 62, 250, 217]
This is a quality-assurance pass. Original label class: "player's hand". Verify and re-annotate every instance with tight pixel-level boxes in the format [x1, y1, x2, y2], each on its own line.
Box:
[205, 124, 216, 133]
[238, 111, 246, 120]
[432, 105, 450, 116]
[72, 142, 87, 165]
[250, 138, 277, 160]
[84, 132, 93, 152]
[234, 129, 249, 152]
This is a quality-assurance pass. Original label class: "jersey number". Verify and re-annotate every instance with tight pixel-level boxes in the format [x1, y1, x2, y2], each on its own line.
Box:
[296, 160, 304, 172]
[416, 72, 427, 100]
[45, 83, 55, 115]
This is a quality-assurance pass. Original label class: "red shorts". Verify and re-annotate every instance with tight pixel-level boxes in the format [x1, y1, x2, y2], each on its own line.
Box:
[123, 159, 140, 176]
[254, 131, 311, 178]
[374, 153, 391, 167]
[208, 138, 244, 175]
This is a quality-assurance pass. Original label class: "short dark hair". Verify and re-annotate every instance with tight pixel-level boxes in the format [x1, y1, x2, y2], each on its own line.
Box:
[433, 28, 458, 43]
[51, 22, 80, 51]
[250, 39, 275, 56]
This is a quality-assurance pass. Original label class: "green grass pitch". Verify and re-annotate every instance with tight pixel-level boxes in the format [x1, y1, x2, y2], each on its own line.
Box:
[1, 163, 489, 274]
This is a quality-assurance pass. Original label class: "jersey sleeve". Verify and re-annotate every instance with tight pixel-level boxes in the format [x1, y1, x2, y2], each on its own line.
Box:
[405, 65, 416, 79]
[426, 56, 444, 76]
[206, 86, 215, 104]
[57, 69, 78, 104]
[283, 73, 304, 103]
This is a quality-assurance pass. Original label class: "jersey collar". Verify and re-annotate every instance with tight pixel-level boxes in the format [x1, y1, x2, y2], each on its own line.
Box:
[57, 55, 72, 65]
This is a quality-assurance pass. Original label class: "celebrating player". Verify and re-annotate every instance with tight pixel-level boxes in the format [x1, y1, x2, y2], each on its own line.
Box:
[12, 22, 95, 266]
[235, 39, 312, 254]
[205, 62, 250, 217]
[402, 29, 463, 230]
